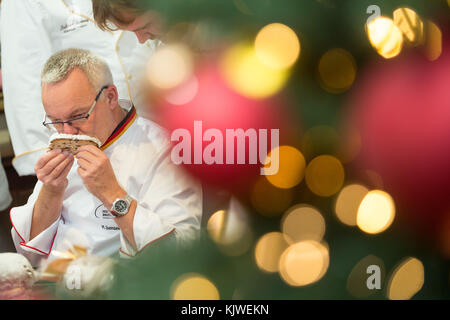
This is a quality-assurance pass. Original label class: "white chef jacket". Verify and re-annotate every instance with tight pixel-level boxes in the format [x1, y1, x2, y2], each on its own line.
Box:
[0, 0, 160, 176]
[10, 103, 203, 266]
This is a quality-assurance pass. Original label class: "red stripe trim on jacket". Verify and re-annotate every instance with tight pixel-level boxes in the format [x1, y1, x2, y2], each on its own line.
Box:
[101, 108, 136, 150]
[10, 209, 58, 256]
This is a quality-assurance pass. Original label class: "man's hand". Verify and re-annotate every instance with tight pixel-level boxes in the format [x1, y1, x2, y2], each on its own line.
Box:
[31, 149, 74, 240]
[76, 145, 124, 208]
[77, 145, 138, 250]
[35, 149, 74, 194]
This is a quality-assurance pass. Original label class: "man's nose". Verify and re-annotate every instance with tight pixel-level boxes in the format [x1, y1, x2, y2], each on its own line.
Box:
[62, 123, 78, 134]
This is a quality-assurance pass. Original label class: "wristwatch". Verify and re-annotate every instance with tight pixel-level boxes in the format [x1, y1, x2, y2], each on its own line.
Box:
[110, 195, 133, 217]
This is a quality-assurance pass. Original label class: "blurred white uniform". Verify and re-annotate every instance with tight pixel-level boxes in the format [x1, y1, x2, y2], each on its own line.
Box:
[0, 0, 159, 176]
[0, 4, 12, 211]
[10, 105, 202, 266]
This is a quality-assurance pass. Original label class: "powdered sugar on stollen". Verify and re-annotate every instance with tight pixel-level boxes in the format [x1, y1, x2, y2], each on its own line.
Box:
[49, 133, 101, 147]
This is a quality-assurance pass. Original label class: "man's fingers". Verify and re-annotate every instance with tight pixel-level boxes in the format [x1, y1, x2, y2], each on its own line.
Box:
[76, 158, 91, 171]
[53, 157, 74, 183]
[77, 145, 103, 157]
[49, 155, 74, 181]
[75, 150, 98, 164]
[35, 149, 63, 171]
[38, 152, 72, 177]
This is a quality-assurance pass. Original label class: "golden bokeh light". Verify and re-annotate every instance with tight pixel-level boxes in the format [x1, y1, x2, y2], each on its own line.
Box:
[264, 146, 306, 189]
[254, 232, 291, 273]
[367, 16, 404, 59]
[424, 20, 442, 61]
[393, 7, 424, 46]
[254, 23, 301, 70]
[335, 184, 369, 226]
[251, 176, 294, 217]
[387, 257, 424, 300]
[305, 155, 345, 197]
[281, 205, 325, 242]
[318, 48, 357, 93]
[164, 76, 199, 105]
[207, 199, 253, 256]
[171, 273, 220, 300]
[346, 255, 385, 299]
[146, 44, 193, 90]
[221, 43, 289, 99]
[356, 190, 395, 234]
[279, 240, 329, 286]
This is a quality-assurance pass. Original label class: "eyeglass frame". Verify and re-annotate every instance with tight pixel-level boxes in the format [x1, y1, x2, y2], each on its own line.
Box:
[42, 85, 109, 130]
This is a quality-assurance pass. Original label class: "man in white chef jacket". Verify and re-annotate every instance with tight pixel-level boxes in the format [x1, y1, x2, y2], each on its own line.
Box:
[0, 0, 159, 176]
[10, 48, 202, 266]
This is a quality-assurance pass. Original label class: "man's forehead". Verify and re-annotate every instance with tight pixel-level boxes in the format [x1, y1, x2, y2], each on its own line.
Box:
[42, 82, 94, 117]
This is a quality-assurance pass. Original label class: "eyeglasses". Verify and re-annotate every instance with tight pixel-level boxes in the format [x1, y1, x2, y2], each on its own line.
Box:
[42, 85, 109, 131]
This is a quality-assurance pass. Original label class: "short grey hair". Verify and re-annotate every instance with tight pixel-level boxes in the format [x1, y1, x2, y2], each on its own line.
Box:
[41, 48, 113, 91]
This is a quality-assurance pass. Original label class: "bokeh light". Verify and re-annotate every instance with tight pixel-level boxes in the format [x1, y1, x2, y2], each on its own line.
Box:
[305, 155, 345, 197]
[278, 240, 329, 286]
[335, 184, 369, 226]
[281, 204, 325, 242]
[171, 273, 220, 300]
[318, 48, 357, 93]
[251, 176, 294, 217]
[254, 232, 291, 273]
[393, 7, 424, 46]
[264, 145, 306, 189]
[207, 199, 253, 256]
[387, 257, 424, 300]
[164, 76, 199, 105]
[346, 255, 385, 298]
[367, 16, 404, 59]
[146, 44, 194, 90]
[254, 23, 301, 70]
[221, 43, 289, 99]
[424, 20, 442, 61]
[356, 190, 395, 234]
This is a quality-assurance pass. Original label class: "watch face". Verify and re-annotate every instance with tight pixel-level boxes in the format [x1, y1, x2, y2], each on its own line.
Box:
[114, 200, 128, 213]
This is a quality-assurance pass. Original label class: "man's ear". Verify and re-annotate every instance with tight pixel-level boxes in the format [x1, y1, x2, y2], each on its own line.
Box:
[106, 85, 119, 108]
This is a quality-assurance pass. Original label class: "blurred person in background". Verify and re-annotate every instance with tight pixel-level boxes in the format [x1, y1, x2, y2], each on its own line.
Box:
[0, 0, 161, 177]
[92, 0, 206, 49]
[92, 0, 165, 43]
[10, 49, 202, 266]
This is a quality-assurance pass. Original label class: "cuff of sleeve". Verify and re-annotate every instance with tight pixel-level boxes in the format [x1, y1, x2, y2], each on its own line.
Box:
[10, 207, 60, 256]
[119, 207, 176, 257]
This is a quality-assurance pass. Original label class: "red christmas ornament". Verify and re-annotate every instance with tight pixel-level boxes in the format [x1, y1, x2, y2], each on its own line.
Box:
[153, 62, 291, 191]
[347, 40, 450, 234]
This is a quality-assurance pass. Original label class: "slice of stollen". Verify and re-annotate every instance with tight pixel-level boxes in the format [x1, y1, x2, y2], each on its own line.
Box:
[49, 133, 101, 155]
